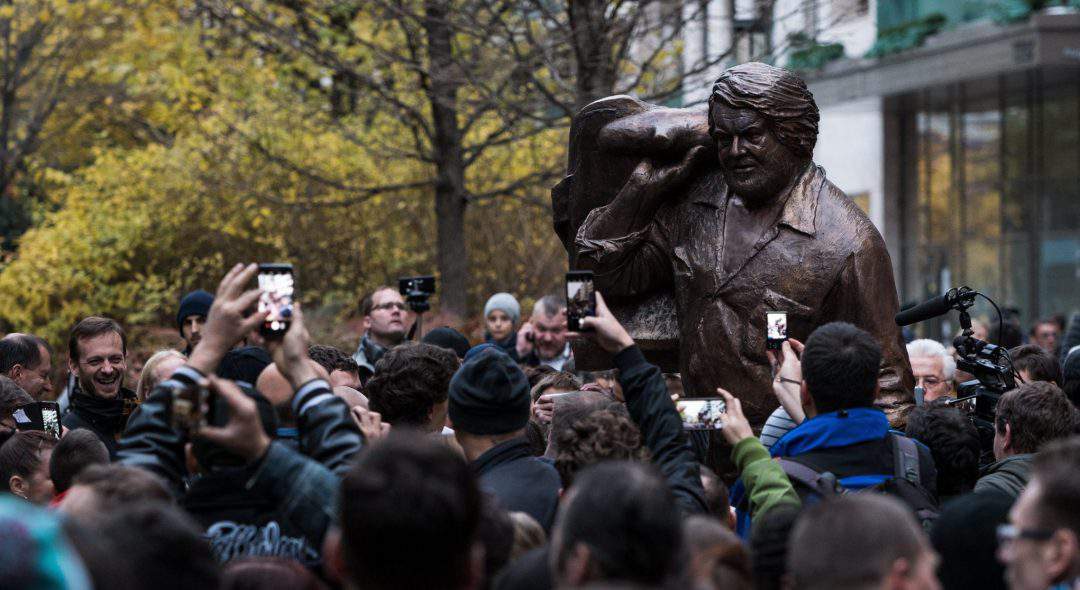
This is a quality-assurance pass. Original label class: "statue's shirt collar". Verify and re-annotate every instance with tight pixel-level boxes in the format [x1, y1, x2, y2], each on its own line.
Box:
[692, 162, 821, 237]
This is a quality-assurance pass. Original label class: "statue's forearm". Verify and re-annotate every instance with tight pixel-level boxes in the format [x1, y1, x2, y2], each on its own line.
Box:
[581, 174, 670, 241]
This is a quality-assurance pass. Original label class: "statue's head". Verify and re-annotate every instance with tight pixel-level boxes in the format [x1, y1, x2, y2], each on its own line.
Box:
[708, 62, 819, 205]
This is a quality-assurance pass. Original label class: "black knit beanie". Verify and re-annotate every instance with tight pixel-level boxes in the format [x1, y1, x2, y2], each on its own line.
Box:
[177, 290, 214, 333]
[448, 348, 530, 435]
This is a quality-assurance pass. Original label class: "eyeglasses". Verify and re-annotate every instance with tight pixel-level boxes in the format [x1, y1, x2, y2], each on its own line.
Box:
[917, 376, 945, 387]
[996, 524, 1055, 545]
[372, 302, 406, 312]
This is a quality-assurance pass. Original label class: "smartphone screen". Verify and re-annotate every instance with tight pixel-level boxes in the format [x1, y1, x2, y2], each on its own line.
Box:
[258, 263, 294, 338]
[676, 398, 727, 430]
[766, 311, 787, 350]
[566, 270, 596, 332]
[12, 401, 62, 438]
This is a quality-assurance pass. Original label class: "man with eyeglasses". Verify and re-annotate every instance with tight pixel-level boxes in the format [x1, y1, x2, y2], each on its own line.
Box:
[998, 437, 1080, 590]
[353, 286, 409, 385]
[906, 339, 955, 403]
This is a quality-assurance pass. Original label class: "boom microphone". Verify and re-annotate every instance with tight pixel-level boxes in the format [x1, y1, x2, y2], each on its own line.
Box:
[895, 287, 976, 326]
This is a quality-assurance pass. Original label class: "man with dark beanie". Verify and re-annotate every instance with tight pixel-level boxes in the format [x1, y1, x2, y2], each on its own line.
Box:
[422, 326, 471, 360]
[177, 289, 214, 355]
[450, 349, 560, 531]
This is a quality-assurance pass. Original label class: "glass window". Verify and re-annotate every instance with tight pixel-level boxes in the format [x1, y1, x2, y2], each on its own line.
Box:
[899, 67, 1080, 340]
[1037, 70, 1080, 319]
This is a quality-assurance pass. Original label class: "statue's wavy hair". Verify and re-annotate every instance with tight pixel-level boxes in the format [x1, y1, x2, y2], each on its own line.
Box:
[709, 62, 819, 160]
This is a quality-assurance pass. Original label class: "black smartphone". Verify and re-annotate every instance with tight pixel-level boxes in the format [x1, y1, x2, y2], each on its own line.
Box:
[766, 311, 787, 350]
[676, 398, 727, 430]
[258, 263, 295, 339]
[13, 401, 61, 438]
[566, 270, 596, 332]
[170, 380, 211, 434]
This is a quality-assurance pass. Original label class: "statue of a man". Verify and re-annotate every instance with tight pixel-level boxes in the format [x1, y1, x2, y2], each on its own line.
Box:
[573, 62, 913, 426]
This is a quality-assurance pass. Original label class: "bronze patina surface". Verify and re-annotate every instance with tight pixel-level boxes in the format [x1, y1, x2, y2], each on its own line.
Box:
[554, 62, 914, 427]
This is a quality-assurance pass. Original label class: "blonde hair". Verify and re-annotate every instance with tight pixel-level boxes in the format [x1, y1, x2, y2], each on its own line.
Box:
[136, 349, 186, 401]
[509, 511, 547, 559]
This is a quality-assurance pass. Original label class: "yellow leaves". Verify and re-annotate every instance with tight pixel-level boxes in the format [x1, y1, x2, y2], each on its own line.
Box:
[0, 6, 14, 19]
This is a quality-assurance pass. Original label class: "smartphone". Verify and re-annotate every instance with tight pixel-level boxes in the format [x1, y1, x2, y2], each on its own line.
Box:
[676, 398, 727, 430]
[170, 380, 210, 434]
[258, 263, 295, 339]
[12, 401, 61, 438]
[766, 311, 787, 350]
[566, 270, 596, 332]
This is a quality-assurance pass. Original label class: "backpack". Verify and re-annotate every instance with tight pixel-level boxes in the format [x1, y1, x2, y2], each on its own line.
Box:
[776, 434, 941, 530]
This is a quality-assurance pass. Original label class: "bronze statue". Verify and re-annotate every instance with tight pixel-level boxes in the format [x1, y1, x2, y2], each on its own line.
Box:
[554, 62, 914, 427]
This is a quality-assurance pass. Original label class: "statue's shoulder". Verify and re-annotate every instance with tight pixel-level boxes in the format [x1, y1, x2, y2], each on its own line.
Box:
[812, 167, 887, 253]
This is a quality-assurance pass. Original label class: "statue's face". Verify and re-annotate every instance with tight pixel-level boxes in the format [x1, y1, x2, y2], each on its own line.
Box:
[709, 102, 805, 206]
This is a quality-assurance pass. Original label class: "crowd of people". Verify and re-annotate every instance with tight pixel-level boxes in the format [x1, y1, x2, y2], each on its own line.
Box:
[0, 262, 1079, 590]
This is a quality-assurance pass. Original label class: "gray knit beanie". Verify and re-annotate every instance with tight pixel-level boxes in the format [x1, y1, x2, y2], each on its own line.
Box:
[484, 293, 521, 325]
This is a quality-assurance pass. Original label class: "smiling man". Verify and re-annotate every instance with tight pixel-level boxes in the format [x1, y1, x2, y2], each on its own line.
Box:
[575, 62, 912, 426]
[62, 316, 137, 457]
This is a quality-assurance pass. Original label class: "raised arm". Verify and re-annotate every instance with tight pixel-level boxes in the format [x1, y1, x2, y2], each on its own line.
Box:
[265, 304, 363, 476]
[574, 147, 708, 297]
[118, 263, 268, 492]
[580, 293, 708, 514]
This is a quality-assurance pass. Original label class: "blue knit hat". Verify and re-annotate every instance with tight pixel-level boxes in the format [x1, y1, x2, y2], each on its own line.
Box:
[484, 293, 521, 326]
[176, 290, 214, 333]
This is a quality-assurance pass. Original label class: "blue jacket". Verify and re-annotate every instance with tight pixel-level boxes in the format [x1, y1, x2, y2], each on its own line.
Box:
[733, 407, 936, 534]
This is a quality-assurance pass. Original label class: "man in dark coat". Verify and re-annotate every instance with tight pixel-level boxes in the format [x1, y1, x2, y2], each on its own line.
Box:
[450, 349, 561, 532]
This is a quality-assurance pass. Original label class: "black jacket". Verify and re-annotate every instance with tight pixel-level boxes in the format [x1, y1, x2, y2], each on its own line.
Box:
[615, 345, 708, 514]
[61, 383, 138, 459]
[474, 437, 561, 532]
[485, 332, 520, 361]
[117, 365, 363, 565]
[785, 433, 938, 499]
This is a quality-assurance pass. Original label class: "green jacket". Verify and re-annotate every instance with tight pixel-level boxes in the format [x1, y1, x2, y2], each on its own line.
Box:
[732, 437, 801, 521]
[974, 454, 1033, 501]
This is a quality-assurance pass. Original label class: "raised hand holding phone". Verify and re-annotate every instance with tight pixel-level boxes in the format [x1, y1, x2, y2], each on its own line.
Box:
[264, 302, 319, 390]
[576, 292, 634, 354]
[715, 388, 754, 445]
[767, 339, 806, 424]
[188, 263, 267, 376]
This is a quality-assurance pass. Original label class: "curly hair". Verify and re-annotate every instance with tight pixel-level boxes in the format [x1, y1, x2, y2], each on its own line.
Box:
[709, 62, 819, 160]
[554, 408, 650, 487]
[308, 344, 360, 376]
[365, 342, 459, 428]
[904, 401, 981, 497]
